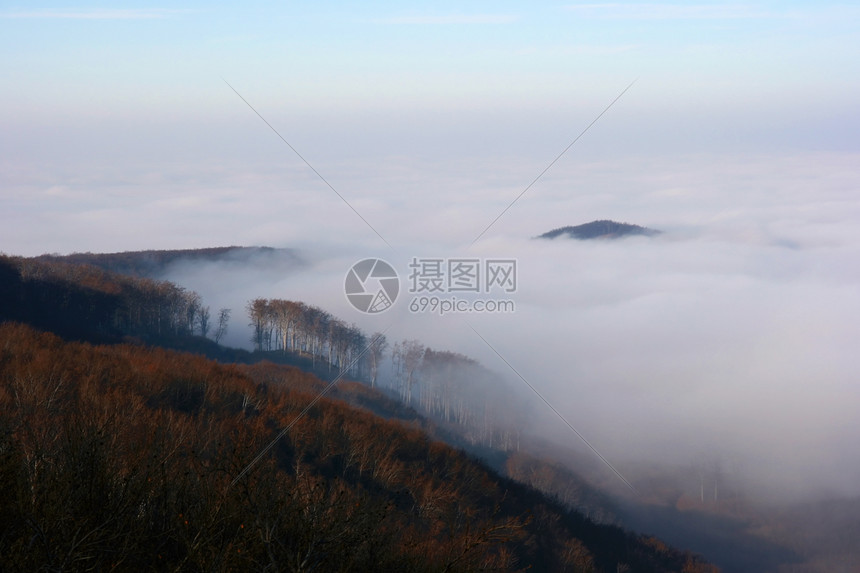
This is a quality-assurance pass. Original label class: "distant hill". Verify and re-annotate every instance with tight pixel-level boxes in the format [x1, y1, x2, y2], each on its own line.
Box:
[34, 246, 302, 279]
[539, 220, 660, 240]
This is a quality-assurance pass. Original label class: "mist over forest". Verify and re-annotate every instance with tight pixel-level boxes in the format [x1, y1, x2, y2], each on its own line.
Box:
[139, 196, 860, 506]
[8, 224, 860, 570]
[3, 2, 859, 570]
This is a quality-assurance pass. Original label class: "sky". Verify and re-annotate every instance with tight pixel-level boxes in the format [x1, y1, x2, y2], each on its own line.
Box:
[2, 1, 858, 255]
[2, 1, 860, 499]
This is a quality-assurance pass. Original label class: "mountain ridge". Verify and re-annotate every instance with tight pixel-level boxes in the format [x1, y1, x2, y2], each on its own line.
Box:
[539, 220, 661, 240]
[34, 245, 302, 278]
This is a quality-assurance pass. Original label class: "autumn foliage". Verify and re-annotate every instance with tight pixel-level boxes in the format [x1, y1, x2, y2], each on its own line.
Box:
[0, 322, 720, 571]
[0, 253, 718, 571]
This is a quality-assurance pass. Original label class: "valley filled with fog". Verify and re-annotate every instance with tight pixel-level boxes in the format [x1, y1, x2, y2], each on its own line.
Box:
[3, 3, 858, 569]
[132, 150, 860, 507]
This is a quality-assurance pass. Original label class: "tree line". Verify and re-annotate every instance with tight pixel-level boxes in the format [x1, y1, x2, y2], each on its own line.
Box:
[244, 300, 529, 453]
[246, 298, 368, 377]
[0, 255, 230, 344]
[389, 342, 528, 452]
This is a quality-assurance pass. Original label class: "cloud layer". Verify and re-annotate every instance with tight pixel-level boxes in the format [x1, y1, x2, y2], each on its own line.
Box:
[32, 145, 853, 500]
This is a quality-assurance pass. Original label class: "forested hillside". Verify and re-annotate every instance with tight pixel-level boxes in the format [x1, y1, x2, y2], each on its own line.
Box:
[0, 253, 722, 571]
[0, 323, 717, 571]
[7, 249, 837, 571]
[0, 254, 211, 344]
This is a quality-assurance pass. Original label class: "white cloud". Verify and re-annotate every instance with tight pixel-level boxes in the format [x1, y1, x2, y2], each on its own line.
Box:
[3, 100, 859, 499]
[513, 44, 641, 56]
[372, 13, 518, 25]
[0, 9, 189, 20]
[60, 147, 854, 499]
[565, 3, 776, 20]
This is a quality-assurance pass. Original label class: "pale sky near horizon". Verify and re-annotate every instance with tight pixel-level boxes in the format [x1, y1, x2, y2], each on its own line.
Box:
[2, 1, 858, 257]
[2, 2, 857, 115]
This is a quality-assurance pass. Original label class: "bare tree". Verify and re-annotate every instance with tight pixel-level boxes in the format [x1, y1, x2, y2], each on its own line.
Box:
[368, 333, 388, 388]
[197, 305, 211, 338]
[269, 299, 296, 354]
[348, 324, 366, 377]
[185, 292, 202, 335]
[327, 318, 345, 371]
[305, 306, 329, 367]
[214, 308, 230, 344]
[247, 299, 269, 351]
[392, 339, 424, 404]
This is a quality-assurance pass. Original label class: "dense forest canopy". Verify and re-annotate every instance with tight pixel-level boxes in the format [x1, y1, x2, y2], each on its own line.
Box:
[0, 254, 211, 343]
[0, 323, 716, 572]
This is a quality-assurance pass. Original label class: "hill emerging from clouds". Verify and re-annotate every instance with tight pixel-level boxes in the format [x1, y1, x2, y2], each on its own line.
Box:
[538, 220, 661, 241]
[34, 246, 303, 279]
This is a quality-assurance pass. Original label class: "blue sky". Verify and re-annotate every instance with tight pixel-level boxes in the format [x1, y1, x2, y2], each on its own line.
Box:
[2, 1, 857, 124]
